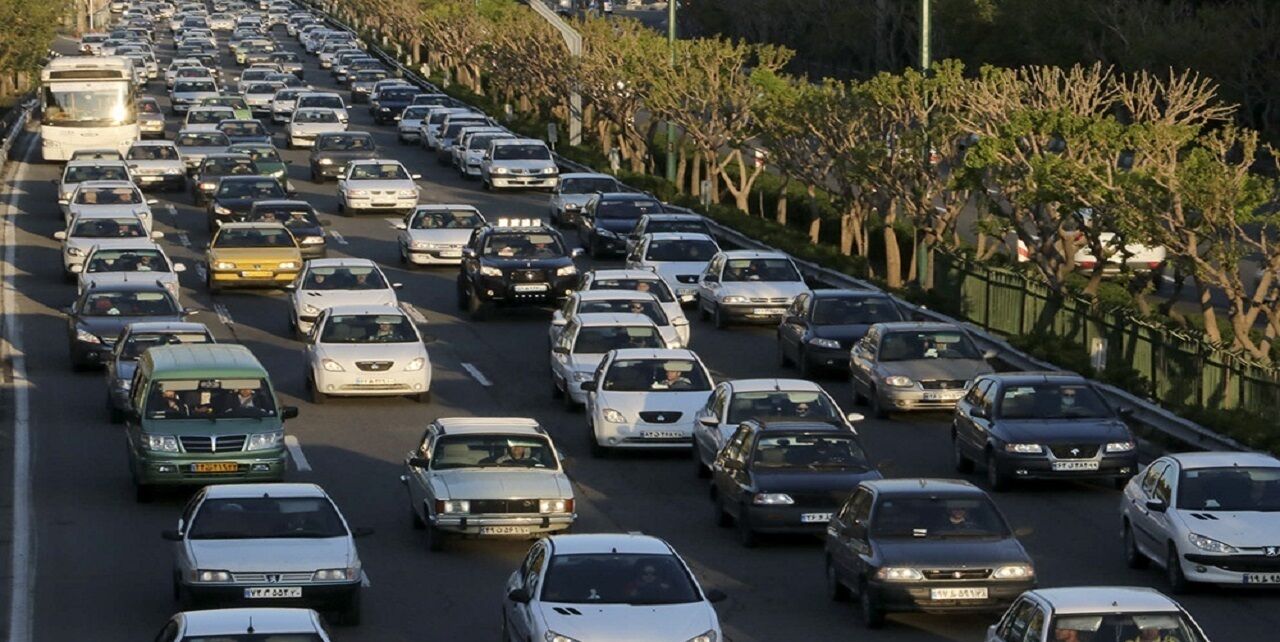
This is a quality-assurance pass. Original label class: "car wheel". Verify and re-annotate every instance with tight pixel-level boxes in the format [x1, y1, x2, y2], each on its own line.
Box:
[468, 288, 488, 321]
[713, 303, 728, 330]
[1123, 521, 1148, 569]
[550, 373, 564, 399]
[107, 394, 124, 424]
[335, 589, 361, 626]
[869, 387, 889, 419]
[859, 580, 885, 629]
[1166, 543, 1190, 594]
[562, 385, 578, 412]
[826, 557, 850, 602]
[414, 391, 430, 404]
[698, 297, 711, 321]
[1112, 474, 1131, 490]
[398, 243, 408, 264]
[693, 443, 709, 479]
[797, 348, 814, 377]
[175, 576, 194, 610]
[309, 167, 318, 182]
[952, 432, 974, 473]
[712, 490, 732, 528]
[737, 504, 758, 547]
[309, 376, 327, 404]
[850, 381, 866, 406]
[409, 500, 426, 530]
[456, 279, 469, 310]
[205, 272, 221, 294]
[588, 423, 607, 458]
[986, 452, 1009, 491]
[337, 200, 347, 216]
[424, 521, 446, 552]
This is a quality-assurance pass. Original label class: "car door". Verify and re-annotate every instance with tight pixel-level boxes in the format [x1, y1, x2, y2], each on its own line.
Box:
[625, 236, 646, 268]
[956, 379, 995, 457]
[174, 490, 205, 579]
[698, 255, 723, 312]
[722, 425, 756, 519]
[549, 296, 576, 345]
[505, 542, 547, 641]
[849, 329, 879, 395]
[777, 294, 805, 360]
[550, 320, 579, 390]
[830, 487, 873, 584]
[990, 597, 1038, 642]
[694, 383, 729, 462]
[1138, 461, 1176, 555]
[713, 425, 751, 512]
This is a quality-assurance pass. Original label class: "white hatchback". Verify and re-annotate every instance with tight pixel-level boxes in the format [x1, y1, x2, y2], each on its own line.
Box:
[583, 348, 714, 457]
[288, 259, 400, 337]
[394, 204, 486, 266]
[305, 305, 431, 403]
[550, 312, 668, 407]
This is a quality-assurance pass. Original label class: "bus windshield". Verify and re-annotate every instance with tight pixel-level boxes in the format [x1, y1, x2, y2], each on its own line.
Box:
[44, 83, 135, 127]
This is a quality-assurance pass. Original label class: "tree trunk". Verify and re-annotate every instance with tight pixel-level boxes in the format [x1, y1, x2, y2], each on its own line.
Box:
[883, 201, 902, 289]
[776, 192, 787, 226]
[690, 151, 702, 198]
[675, 146, 688, 193]
[1198, 282, 1222, 344]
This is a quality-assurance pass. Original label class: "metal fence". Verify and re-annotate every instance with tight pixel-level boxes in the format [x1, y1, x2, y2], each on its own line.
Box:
[933, 252, 1280, 415]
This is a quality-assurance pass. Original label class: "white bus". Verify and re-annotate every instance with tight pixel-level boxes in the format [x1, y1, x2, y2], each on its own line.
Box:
[40, 56, 140, 162]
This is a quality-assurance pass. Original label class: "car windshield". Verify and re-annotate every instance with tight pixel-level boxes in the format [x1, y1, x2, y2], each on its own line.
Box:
[235, 147, 282, 164]
[753, 434, 868, 469]
[320, 314, 417, 344]
[870, 496, 1009, 538]
[120, 331, 211, 359]
[217, 179, 285, 199]
[206, 97, 249, 110]
[81, 290, 176, 317]
[601, 359, 711, 392]
[175, 80, 217, 92]
[722, 258, 801, 282]
[402, 107, 431, 119]
[188, 497, 346, 540]
[85, 249, 166, 273]
[1177, 466, 1280, 511]
[251, 207, 318, 229]
[877, 330, 982, 362]
[647, 219, 710, 235]
[296, 109, 339, 123]
[410, 209, 482, 229]
[70, 150, 123, 161]
[492, 143, 551, 161]
[349, 163, 408, 180]
[483, 232, 564, 259]
[645, 240, 718, 262]
[275, 90, 301, 101]
[540, 554, 700, 606]
[246, 82, 283, 95]
[220, 122, 266, 136]
[381, 88, 416, 101]
[354, 70, 387, 81]
[146, 378, 277, 419]
[213, 227, 294, 248]
[303, 266, 385, 290]
[577, 299, 668, 326]
[1049, 613, 1205, 642]
[562, 177, 619, 194]
[127, 145, 179, 161]
[812, 297, 903, 325]
[573, 326, 663, 353]
[596, 199, 662, 220]
[240, 70, 269, 82]
[75, 186, 142, 205]
[203, 158, 256, 176]
[588, 278, 676, 303]
[727, 390, 840, 424]
[188, 109, 230, 125]
[430, 434, 557, 470]
[299, 96, 343, 110]
[138, 100, 161, 114]
[317, 134, 372, 151]
[997, 383, 1112, 420]
[65, 165, 131, 183]
[71, 217, 147, 238]
[467, 133, 508, 150]
[177, 132, 230, 146]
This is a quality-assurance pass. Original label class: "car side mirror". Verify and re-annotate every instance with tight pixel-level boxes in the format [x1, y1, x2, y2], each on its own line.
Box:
[53, 231, 67, 240]
[392, 283, 404, 290]
[1146, 499, 1167, 513]
[552, 346, 569, 356]
[845, 412, 865, 423]
[461, 247, 477, 259]
[393, 221, 407, 230]
[697, 416, 718, 427]
[970, 406, 988, 420]
[411, 173, 422, 180]
[284, 283, 296, 291]
[69, 264, 84, 274]
[982, 349, 998, 360]
[507, 588, 532, 604]
[1117, 407, 1135, 419]
[281, 406, 299, 420]
[350, 526, 374, 538]
[161, 529, 183, 541]
[151, 231, 165, 240]
[579, 381, 597, 392]
[704, 588, 727, 603]
[182, 308, 198, 317]
[147, 198, 160, 205]
[570, 248, 585, 259]
[173, 262, 187, 273]
[408, 456, 430, 468]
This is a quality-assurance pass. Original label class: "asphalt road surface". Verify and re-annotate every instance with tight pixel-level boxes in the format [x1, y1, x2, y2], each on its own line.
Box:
[3, 25, 1277, 642]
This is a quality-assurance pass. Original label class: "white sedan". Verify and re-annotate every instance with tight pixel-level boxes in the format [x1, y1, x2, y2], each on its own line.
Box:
[551, 312, 667, 407]
[305, 305, 431, 403]
[579, 268, 690, 334]
[695, 250, 811, 328]
[76, 243, 185, 303]
[64, 180, 157, 231]
[337, 159, 421, 215]
[56, 213, 164, 277]
[394, 204, 485, 266]
[287, 107, 347, 149]
[288, 258, 401, 337]
[552, 289, 687, 349]
[583, 348, 714, 457]
[626, 232, 721, 304]
[154, 608, 331, 642]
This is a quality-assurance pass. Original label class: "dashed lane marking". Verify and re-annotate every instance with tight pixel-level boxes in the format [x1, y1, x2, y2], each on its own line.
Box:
[213, 303, 234, 326]
[461, 362, 493, 387]
[175, 232, 191, 247]
[194, 261, 207, 283]
[284, 435, 312, 472]
[328, 230, 347, 245]
[401, 302, 428, 325]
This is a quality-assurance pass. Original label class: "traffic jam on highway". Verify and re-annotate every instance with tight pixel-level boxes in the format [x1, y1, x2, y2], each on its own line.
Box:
[23, 0, 1280, 640]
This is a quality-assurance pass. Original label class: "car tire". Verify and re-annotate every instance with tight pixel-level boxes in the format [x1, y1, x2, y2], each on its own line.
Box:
[712, 490, 732, 528]
[851, 382, 866, 406]
[107, 394, 124, 424]
[952, 432, 974, 473]
[424, 523, 446, 552]
[986, 452, 1009, 491]
[562, 386, 578, 412]
[713, 303, 728, 330]
[309, 376, 327, 404]
[1166, 543, 1190, 594]
[414, 391, 430, 404]
[456, 278, 469, 310]
[698, 297, 711, 321]
[468, 288, 488, 321]
[335, 589, 361, 626]
[737, 505, 758, 547]
[399, 243, 409, 265]
[410, 500, 426, 530]
[588, 423, 607, 459]
[693, 443, 709, 479]
[869, 387, 889, 419]
[1123, 521, 1148, 569]
[175, 576, 194, 610]
[859, 580, 885, 629]
[1112, 475, 1131, 490]
[797, 348, 814, 378]
[550, 374, 564, 399]
[337, 200, 347, 216]
[826, 557, 850, 602]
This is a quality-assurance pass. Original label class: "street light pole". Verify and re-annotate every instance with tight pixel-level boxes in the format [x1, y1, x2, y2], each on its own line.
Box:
[919, 0, 931, 70]
[664, 0, 676, 184]
[917, 0, 932, 288]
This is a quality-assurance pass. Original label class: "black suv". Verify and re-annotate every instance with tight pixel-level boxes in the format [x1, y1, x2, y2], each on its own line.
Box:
[207, 175, 287, 231]
[456, 221, 583, 320]
[370, 85, 418, 125]
[577, 192, 665, 258]
[191, 153, 257, 205]
[710, 419, 879, 547]
[823, 479, 1036, 628]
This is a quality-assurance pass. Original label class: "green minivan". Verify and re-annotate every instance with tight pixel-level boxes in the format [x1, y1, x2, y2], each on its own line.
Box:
[125, 344, 298, 502]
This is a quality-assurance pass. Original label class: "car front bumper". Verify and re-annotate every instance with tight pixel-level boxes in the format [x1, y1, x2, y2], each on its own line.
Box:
[1180, 553, 1280, 586]
[209, 269, 300, 287]
[803, 343, 852, 369]
[407, 246, 465, 265]
[71, 339, 113, 365]
[867, 578, 1034, 614]
[344, 196, 418, 212]
[718, 302, 789, 323]
[182, 579, 359, 610]
[314, 368, 431, 397]
[432, 513, 575, 536]
[489, 175, 559, 189]
[593, 419, 695, 450]
[990, 452, 1137, 482]
[472, 276, 578, 305]
[875, 387, 967, 412]
[133, 452, 287, 486]
[134, 172, 186, 190]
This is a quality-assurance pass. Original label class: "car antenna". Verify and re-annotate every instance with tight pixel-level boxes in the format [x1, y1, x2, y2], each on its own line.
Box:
[246, 616, 255, 634]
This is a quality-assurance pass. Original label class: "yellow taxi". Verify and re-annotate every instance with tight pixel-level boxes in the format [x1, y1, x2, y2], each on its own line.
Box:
[205, 222, 303, 292]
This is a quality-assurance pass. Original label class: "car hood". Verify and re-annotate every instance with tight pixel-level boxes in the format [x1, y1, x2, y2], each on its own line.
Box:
[651, 262, 710, 281]
[313, 149, 377, 162]
[374, 99, 411, 110]
[1173, 511, 1280, 548]
[559, 194, 596, 208]
[753, 467, 882, 493]
[183, 123, 222, 132]
[296, 289, 397, 311]
[291, 122, 344, 132]
[179, 145, 227, 157]
[537, 602, 716, 642]
[67, 237, 155, 253]
[717, 281, 809, 301]
[995, 419, 1130, 444]
[600, 390, 713, 415]
[594, 218, 641, 234]
[227, 134, 272, 145]
[79, 313, 183, 340]
[69, 204, 152, 220]
[343, 179, 415, 190]
[876, 359, 992, 382]
[315, 342, 425, 363]
[209, 247, 301, 262]
[874, 536, 1031, 568]
[812, 324, 875, 343]
[82, 271, 178, 289]
[406, 228, 474, 245]
[188, 537, 354, 573]
[491, 159, 556, 171]
[129, 159, 185, 172]
[434, 469, 570, 500]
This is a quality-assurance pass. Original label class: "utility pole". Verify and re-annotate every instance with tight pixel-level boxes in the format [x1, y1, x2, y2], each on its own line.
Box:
[527, 0, 583, 145]
[917, 0, 932, 288]
[664, 0, 676, 184]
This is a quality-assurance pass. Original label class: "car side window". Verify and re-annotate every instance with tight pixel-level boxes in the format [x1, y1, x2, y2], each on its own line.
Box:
[417, 427, 434, 459]
[1154, 463, 1176, 504]
[559, 297, 575, 319]
[721, 426, 750, 462]
[963, 378, 987, 406]
[1022, 606, 1046, 642]
[180, 491, 202, 530]
[523, 544, 547, 597]
[978, 381, 996, 415]
[996, 598, 1035, 641]
[1140, 462, 1167, 497]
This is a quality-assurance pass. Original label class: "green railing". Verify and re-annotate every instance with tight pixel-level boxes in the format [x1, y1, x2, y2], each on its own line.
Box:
[932, 253, 1280, 415]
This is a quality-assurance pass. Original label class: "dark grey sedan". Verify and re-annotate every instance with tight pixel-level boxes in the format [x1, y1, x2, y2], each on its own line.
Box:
[849, 322, 995, 418]
[777, 290, 906, 376]
[66, 280, 191, 370]
[104, 321, 214, 422]
[308, 132, 377, 182]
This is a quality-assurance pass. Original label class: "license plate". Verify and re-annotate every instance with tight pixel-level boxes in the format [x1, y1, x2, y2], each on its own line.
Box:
[931, 587, 988, 600]
[1052, 460, 1100, 471]
[245, 586, 302, 599]
[752, 308, 781, 316]
[513, 283, 549, 292]
[479, 526, 530, 535]
[801, 512, 833, 523]
[138, 175, 161, 181]
[641, 431, 684, 439]
[240, 270, 273, 278]
[1244, 573, 1280, 584]
[373, 201, 396, 207]
[355, 378, 391, 385]
[922, 391, 963, 401]
[191, 462, 239, 473]
[439, 250, 461, 258]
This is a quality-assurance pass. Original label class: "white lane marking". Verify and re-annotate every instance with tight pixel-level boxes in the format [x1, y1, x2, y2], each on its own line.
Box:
[284, 435, 312, 472]
[194, 261, 208, 283]
[165, 204, 176, 217]
[361, 573, 371, 587]
[213, 303, 234, 326]
[461, 362, 492, 387]
[328, 230, 347, 245]
[175, 232, 191, 247]
[4, 131, 37, 642]
[401, 302, 428, 325]
[384, 217, 402, 228]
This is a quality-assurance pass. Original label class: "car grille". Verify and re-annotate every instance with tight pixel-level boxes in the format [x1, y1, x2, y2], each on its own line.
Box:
[356, 361, 393, 371]
[749, 297, 789, 304]
[1049, 444, 1100, 459]
[621, 436, 688, 445]
[512, 269, 546, 283]
[675, 275, 699, 284]
[368, 189, 400, 197]
[922, 568, 993, 581]
[230, 571, 315, 583]
[920, 379, 968, 391]
[638, 411, 682, 424]
[788, 490, 851, 508]
[180, 434, 247, 453]
[469, 499, 540, 514]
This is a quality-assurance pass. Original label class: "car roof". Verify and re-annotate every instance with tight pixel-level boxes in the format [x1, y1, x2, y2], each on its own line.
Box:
[202, 483, 327, 500]
[748, 419, 850, 434]
[718, 249, 790, 260]
[411, 203, 479, 212]
[642, 213, 702, 222]
[1030, 587, 1183, 614]
[123, 321, 209, 333]
[643, 232, 716, 242]
[575, 290, 653, 302]
[586, 269, 665, 281]
[810, 289, 892, 300]
[608, 348, 699, 360]
[349, 158, 403, 166]
[127, 139, 177, 148]
[144, 343, 265, 378]
[492, 137, 545, 146]
[87, 241, 163, 252]
[434, 417, 543, 436]
[304, 258, 377, 269]
[548, 533, 675, 556]
[323, 305, 403, 317]
[560, 172, 616, 181]
[180, 608, 321, 636]
[573, 312, 657, 328]
[726, 378, 824, 394]
[980, 372, 1089, 385]
[1167, 451, 1280, 470]
[597, 192, 657, 201]
[874, 321, 965, 333]
[66, 159, 129, 167]
[74, 179, 138, 189]
[85, 278, 169, 293]
[203, 152, 253, 160]
[862, 478, 983, 496]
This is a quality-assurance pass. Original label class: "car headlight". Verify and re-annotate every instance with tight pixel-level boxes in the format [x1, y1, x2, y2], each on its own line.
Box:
[1004, 443, 1043, 454]
[213, 204, 231, 215]
[277, 261, 299, 270]
[992, 564, 1035, 579]
[318, 157, 333, 164]
[883, 375, 914, 388]
[721, 295, 749, 304]
[67, 247, 86, 257]
[539, 498, 574, 514]
[75, 328, 102, 344]
[686, 632, 718, 642]
[348, 189, 369, 197]
[191, 569, 232, 583]
[165, 167, 183, 175]
[542, 166, 558, 174]
[556, 265, 578, 277]
[601, 408, 626, 423]
[437, 499, 469, 514]
[876, 567, 924, 582]
[404, 357, 426, 371]
[544, 632, 581, 642]
[572, 371, 593, 382]
[213, 261, 236, 270]
[1188, 532, 1238, 554]
[479, 265, 503, 277]
[596, 228, 618, 239]
[321, 358, 345, 372]
[807, 337, 841, 349]
[313, 567, 358, 581]
[300, 235, 325, 245]
[1105, 441, 1135, 453]
[144, 434, 180, 452]
[398, 189, 417, 198]
[492, 167, 509, 174]
[752, 493, 794, 505]
[564, 203, 581, 210]
[271, 169, 285, 178]
[199, 181, 216, 190]
[246, 430, 282, 451]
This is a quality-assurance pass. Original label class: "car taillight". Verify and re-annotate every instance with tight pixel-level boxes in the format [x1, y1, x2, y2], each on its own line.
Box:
[1147, 261, 1162, 270]
[1078, 261, 1096, 269]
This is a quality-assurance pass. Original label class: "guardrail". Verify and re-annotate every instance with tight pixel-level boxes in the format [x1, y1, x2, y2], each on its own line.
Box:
[0, 98, 36, 175]
[305, 1, 1246, 454]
